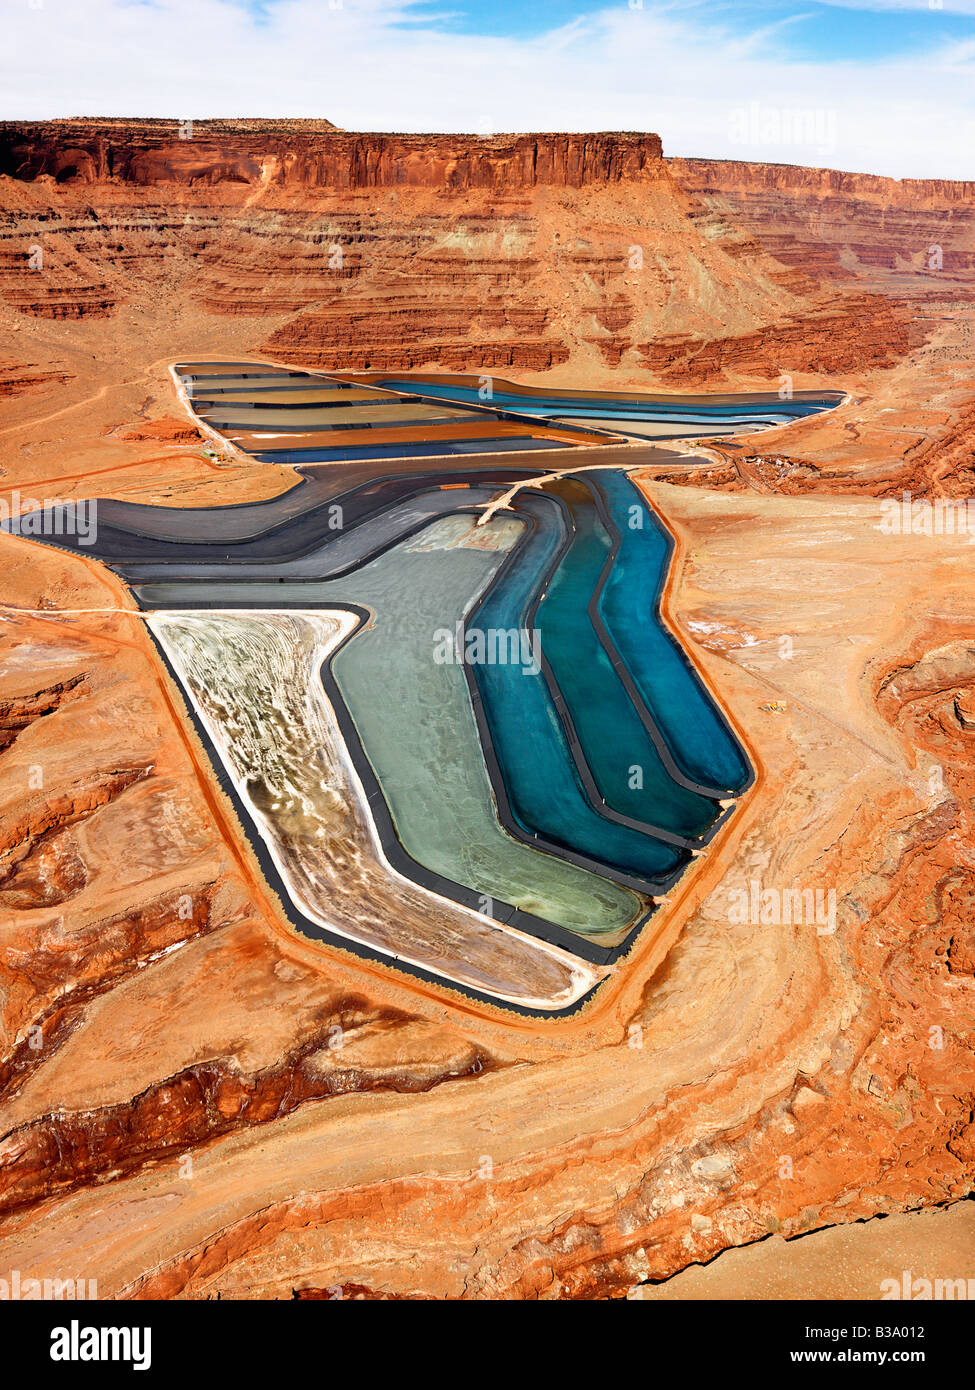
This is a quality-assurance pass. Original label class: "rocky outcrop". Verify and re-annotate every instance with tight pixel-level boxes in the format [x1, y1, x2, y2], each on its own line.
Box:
[0, 364, 72, 399]
[263, 296, 571, 372]
[0, 676, 85, 754]
[0, 884, 225, 1081]
[114, 416, 206, 445]
[669, 156, 975, 287]
[655, 155, 975, 496]
[0, 119, 903, 384]
[0, 121, 664, 190]
[0, 765, 152, 871]
[670, 157, 975, 206]
[637, 292, 913, 382]
[0, 996, 491, 1218]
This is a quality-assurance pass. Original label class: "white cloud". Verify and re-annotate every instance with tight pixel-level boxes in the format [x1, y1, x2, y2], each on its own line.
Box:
[812, 0, 975, 13]
[1, 0, 972, 179]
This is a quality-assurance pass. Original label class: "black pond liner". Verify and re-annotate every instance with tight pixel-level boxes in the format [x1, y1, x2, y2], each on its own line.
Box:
[125, 494, 695, 887]
[176, 368, 313, 379]
[583, 473, 753, 803]
[587, 474, 755, 800]
[228, 409, 520, 435]
[210, 419, 479, 435]
[186, 373, 622, 451]
[226, 415, 507, 435]
[123, 486, 516, 589]
[476, 485, 704, 851]
[186, 382, 373, 395]
[46, 469, 537, 566]
[250, 437, 568, 465]
[363, 379, 845, 442]
[194, 394, 431, 412]
[129, 504, 710, 949]
[0, 499, 604, 1011]
[13, 361, 758, 1009]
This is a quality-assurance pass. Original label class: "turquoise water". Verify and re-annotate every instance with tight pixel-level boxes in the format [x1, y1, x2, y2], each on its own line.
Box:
[371, 379, 837, 427]
[470, 494, 687, 884]
[324, 517, 644, 939]
[595, 472, 750, 794]
[22, 357, 766, 980]
[533, 478, 721, 838]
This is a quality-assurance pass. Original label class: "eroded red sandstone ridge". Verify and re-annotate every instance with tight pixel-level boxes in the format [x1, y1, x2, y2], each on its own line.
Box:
[661, 155, 975, 496]
[0, 119, 904, 377]
[0, 119, 662, 189]
[670, 157, 975, 276]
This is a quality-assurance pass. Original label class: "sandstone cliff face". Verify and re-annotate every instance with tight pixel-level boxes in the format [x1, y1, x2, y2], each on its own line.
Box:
[0, 120, 663, 190]
[0, 121, 908, 382]
[670, 157, 975, 206]
[669, 156, 975, 284]
[664, 155, 975, 496]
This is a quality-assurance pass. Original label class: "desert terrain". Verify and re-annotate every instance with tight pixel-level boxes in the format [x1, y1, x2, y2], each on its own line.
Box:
[0, 120, 971, 1299]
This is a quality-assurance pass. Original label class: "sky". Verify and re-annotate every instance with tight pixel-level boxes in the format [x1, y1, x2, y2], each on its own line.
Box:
[2, 0, 974, 178]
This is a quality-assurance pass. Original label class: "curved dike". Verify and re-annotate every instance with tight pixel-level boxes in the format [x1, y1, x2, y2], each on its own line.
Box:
[40, 469, 531, 565]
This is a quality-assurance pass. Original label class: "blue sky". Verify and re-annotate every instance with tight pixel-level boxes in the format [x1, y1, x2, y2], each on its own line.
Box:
[427, 0, 975, 58]
[4, 0, 974, 178]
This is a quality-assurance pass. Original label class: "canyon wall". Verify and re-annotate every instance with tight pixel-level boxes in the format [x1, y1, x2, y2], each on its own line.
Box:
[0, 121, 906, 386]
[662, 154, 975, 495]
[670, 157, 975, 207]
[2, 123, 973, 489]
[669, 156, 975, 283]
[0, 120, 664, 191]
